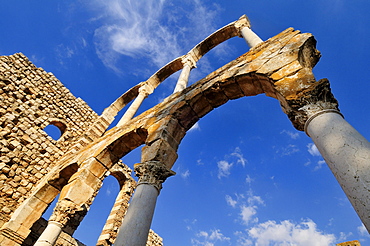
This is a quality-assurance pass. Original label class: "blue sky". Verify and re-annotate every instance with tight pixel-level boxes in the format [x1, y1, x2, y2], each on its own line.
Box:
[2, 1, 370, 245]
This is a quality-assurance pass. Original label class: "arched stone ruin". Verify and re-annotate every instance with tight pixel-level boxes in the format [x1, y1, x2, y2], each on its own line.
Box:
[0, 15, 369, 246]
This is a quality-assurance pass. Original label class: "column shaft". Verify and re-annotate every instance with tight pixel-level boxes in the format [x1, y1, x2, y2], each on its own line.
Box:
[174, 64, 192, 93]
[306, 112, 370, 232]
[117, 92, 147, 127]
[241, 27, 263, 48]
[114, 184, 159, 246]
[34, 221, 63, 246]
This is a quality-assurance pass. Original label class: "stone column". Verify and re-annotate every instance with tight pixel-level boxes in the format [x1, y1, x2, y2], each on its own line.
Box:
[305, 110, 370, 232]
[173, 56, 197, 93]
[279, 78, 370, 232]
[33, 221, 63, 246]
[234, 15, 263, 48]
[114, 161, 175, 246]
[117, 84, 154, 127]
[34, 200, 84, 246]
[240, 26, 263, 48]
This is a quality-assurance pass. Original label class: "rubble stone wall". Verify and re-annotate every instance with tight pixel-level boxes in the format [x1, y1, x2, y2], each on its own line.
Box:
[0, 53, 100, 226]
[0, 53, 162, 245]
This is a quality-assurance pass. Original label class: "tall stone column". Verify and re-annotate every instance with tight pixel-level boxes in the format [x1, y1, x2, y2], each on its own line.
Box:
[306, 111, 370, 232]
[280, 78, 370, 232]
[173, 55, 197, 93]
[114, 161, 175, 246]
[34, 200, 85, 246]
[240, 26, 263, 48]
[234, 14, 263, 48]
[117, 84, 154, 127]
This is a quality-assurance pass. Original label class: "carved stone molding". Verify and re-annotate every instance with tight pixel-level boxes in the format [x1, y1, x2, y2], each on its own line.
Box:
[181, 55, 197, 69]
[282, 78, 340, 131]
[134, 161, 176, 192]
[138, 83, 155, 97]
[49, 199, 87, 226]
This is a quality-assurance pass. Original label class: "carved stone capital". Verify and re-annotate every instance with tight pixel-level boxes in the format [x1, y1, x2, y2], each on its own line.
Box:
[282, 78, 340, 131]
[49, 199, 87, 226]
[181, 55, 197, 69]
[234, 14, 251, 37]
[134, 161, 176, 192]
[138, 83, 155, 97]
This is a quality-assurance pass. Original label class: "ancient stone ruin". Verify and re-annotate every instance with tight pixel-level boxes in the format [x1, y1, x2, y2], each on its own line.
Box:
[1, 15, 369, 245]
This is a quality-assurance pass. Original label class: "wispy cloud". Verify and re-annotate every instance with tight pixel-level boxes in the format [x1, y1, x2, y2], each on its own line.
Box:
[307, 143, 321, 157]
[217, 147, 248, 179]
[358, 223, 370, 237]
[231, 147, 247, 167]
[181, 169, 191, 179]
[314, 160, 326, 171]
[245, 175, 253, 184]
[217, 160, 233, 179]
[277, 144, 300, 156]
[89, 0, 223, 74]
[192, 229, 230, 246]
[280, 129, 300, 140]
[225, 195, 237, 208]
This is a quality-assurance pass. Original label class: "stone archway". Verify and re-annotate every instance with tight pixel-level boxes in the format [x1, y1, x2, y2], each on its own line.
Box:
[23, 16, 370, 246]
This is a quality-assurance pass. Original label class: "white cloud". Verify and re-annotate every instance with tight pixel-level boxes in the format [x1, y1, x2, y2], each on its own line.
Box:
[247, 219, 336, 246]
[358, 224, 370, 237]
[217, 160, 233, 179]
[192, 229, 230, 246]
[247, 195, 264, 206]
[231, 147, 247, 167]
[240, 205, 258, 225]
[245, 175, 253, 184]
[197, 159, 204, 165]
[314, 160, 326, 171]
[181, 169, 191, 179]
[280, 130, 300, 140]
[307, 143, 321, 157]
[90, 0, 223, 74]
[225, 195, 237, 208]
[278, 144, 300, 156]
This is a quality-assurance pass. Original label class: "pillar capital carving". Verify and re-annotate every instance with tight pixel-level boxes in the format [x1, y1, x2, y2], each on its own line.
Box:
[281, 78, 340, 131]
[139, 83, 155, 97]
[134, 161, 176, 192]
[234, 14, 252, 37]
[49, 199, 87, 226]
[181, 55, 197, 69]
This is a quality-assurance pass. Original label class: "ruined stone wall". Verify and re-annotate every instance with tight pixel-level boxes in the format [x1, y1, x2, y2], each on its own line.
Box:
[0, 53, 162, 245]
[0, 53, 100, 226]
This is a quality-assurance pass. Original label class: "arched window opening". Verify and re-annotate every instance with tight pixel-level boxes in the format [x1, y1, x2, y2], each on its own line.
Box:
[43, 120, 67, 140]
[73, 176, 120, 245]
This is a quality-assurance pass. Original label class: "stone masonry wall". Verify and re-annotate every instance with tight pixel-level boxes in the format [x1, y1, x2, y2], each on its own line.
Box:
[0, 53, 100, 226]
[0, 53, 163, 245]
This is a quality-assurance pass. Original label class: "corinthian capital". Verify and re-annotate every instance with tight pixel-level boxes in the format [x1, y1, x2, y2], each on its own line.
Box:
[181, 54, 197, 69]
[134, 161, 176, 192]
[281, 78, 340, 131]
[139, 83, 155, 96]
[49, 199, 87, 226]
